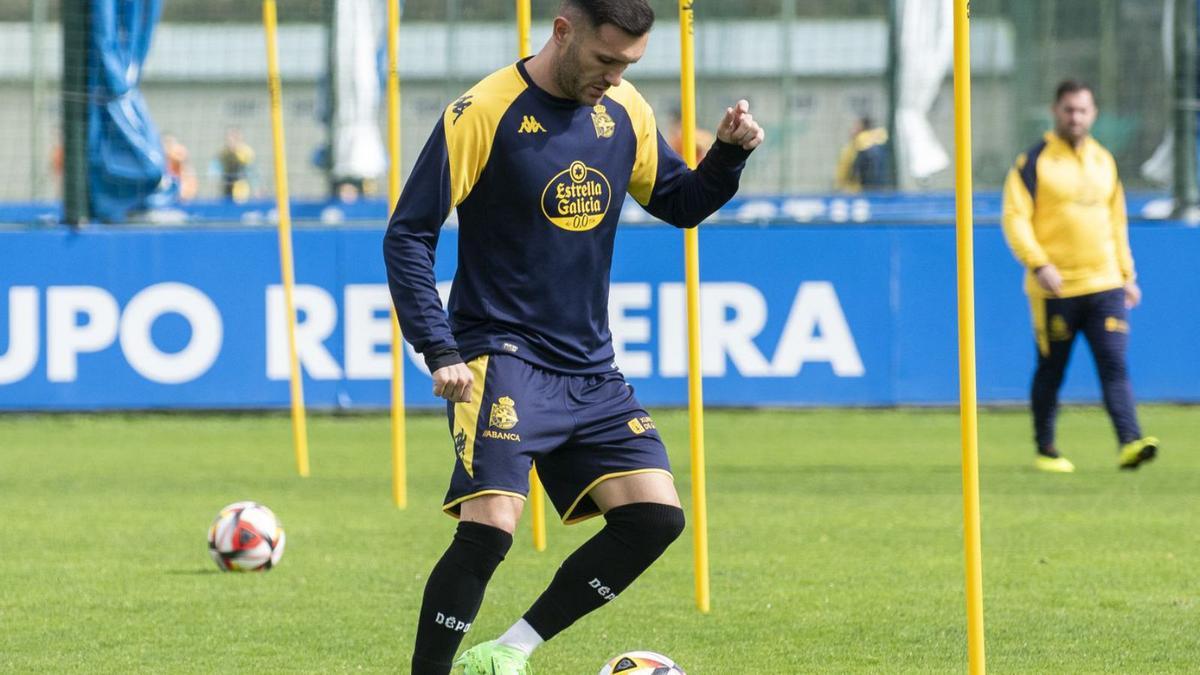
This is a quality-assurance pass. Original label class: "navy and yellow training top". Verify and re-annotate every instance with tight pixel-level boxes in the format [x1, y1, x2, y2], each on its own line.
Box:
[1001, 131, 1134, 299]
[384, 59, 751, 375]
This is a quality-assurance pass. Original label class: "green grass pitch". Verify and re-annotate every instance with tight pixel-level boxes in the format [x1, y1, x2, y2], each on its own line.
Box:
[1, 406, 1197, 673]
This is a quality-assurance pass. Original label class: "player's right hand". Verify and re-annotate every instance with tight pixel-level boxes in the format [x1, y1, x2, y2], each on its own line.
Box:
[716, 99, 765, 150]
[432, 363, 474, 403]
[1034, 264, 1063, 296]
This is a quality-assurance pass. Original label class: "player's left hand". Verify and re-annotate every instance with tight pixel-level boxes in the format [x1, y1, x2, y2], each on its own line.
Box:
[716, 99, 765, 151]
[1124, 281, 1142, 309]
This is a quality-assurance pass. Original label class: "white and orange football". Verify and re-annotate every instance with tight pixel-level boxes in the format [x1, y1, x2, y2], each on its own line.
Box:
[206, 501, 286, 572]
[598, 651, 686, 675]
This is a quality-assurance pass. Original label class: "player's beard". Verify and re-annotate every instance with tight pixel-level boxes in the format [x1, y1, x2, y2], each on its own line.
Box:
[1055, 123, 1088, 145]
[554, 40, 587, 103]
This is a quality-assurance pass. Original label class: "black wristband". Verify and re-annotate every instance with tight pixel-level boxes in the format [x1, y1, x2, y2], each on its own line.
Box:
[424, 348, 464, 373]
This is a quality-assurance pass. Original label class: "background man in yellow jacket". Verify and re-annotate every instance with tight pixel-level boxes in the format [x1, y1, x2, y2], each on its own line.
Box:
[834, 116, 891, 192]
[1001, 79, 1158, 473]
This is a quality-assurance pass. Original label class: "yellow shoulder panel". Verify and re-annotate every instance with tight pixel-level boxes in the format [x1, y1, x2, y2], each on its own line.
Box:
[442, 64, 528, 208]
[604, 79, 659, 206]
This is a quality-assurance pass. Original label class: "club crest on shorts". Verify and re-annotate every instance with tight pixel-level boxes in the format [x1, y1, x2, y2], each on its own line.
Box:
[1049, 315, 1070, 341]
[489, 396, 519, 430]
[591, 104, 615, 138]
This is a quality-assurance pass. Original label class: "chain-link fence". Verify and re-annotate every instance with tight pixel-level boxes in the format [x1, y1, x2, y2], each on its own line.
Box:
[0, 0, 1181, 218]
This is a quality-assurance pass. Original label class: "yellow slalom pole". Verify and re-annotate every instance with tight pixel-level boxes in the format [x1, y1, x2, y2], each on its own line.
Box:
[263, 0, 310, 477]
[678, 0, 710, 614]
[517, 0, 532, 60]
[529, 469, 547, 552]
[386, 0, 407, 508]
[952, 1, 986, 672]
[517, 0, 547, 553]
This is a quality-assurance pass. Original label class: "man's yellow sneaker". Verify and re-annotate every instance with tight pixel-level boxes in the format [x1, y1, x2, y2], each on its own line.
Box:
[1034, 455, 1075, 473]
[454, 640, 532, 675]
[1118, 436, 1159, 470]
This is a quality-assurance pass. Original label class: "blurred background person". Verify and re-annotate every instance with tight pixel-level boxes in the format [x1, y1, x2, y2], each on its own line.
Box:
[48, 130, 64, 196]
[834, 115, 891, 192]
[666, 105, 714, 165]
[1001, 79, 1158, 474]
[162, 133, 197, 202]
[214, 127, 256, 202]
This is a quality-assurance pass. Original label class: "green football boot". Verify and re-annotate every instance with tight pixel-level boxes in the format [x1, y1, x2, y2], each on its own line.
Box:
[453, 640, 532, 675]
[1034, 455, 1075, 473]
[1118, 436, 1159, 470]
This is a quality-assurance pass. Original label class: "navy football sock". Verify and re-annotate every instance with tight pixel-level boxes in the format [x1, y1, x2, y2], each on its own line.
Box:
[411, 521, 512, 675]
[523, 502, 685, 641]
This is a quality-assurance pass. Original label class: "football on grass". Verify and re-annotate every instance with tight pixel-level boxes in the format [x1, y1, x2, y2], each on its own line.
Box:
[598, 651, 686, 675]
[207, 501, 286, 572]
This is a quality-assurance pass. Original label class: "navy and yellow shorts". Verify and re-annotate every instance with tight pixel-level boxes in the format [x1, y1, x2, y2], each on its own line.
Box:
[443, 354, 671, 524]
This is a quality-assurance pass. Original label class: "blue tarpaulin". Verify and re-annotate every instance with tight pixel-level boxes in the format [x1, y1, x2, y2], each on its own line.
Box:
[87, 0, 165, 223]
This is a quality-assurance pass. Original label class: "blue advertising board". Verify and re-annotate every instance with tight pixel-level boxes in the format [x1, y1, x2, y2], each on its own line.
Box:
[1, 223, 1197, 409]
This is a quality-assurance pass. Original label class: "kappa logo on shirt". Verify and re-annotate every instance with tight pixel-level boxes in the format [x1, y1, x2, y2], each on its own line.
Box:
[518, 115, 547, 134]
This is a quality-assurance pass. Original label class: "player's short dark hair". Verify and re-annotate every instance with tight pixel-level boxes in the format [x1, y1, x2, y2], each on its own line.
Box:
[561, 0, 655, 37]
[1054, 79, 1094, 103]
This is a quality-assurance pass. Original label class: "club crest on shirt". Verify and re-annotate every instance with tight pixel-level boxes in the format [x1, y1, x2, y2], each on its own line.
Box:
[541, 160, 612, 232]
[591, 104, 615, 138]
[489, 396, 519, 430]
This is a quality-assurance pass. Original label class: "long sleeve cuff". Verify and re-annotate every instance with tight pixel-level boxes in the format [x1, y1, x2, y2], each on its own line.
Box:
[424, 348, 464, 373]
[1025, 252, 1050, 271]
[703, 139, 753, 169]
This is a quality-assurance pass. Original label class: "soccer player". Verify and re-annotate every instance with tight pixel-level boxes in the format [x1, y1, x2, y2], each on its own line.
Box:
[1001, 79, 1157, 474]
[383, 1, 763, 673]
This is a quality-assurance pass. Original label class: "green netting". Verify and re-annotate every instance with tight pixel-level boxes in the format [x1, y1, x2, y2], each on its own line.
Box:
[0, 0, 1178, 207]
